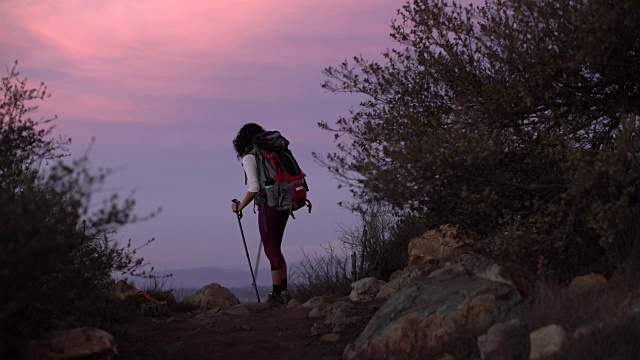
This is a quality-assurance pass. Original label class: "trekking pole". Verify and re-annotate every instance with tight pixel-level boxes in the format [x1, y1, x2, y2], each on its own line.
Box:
[254, 241, 262, 280]
[232, 199, 261, 303]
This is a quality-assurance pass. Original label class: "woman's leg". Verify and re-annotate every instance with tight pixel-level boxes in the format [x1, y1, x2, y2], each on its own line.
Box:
[273, 209, 288, 289]
[258, 205, 289, 294]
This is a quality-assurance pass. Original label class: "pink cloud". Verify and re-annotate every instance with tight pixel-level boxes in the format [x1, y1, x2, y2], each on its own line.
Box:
[1, 0, 402, 131]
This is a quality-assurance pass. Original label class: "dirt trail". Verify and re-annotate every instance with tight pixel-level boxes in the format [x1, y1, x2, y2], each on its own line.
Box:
[119, 298, 383, 360]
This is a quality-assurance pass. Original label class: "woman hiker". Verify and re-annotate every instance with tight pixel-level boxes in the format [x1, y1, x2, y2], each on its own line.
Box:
[232, 123, 291, 306]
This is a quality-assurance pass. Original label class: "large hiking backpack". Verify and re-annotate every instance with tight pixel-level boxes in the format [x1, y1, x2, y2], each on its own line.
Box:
[247, 130, 311, 217]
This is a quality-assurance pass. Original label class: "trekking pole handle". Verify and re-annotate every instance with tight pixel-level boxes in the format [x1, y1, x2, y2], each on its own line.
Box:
[232, 199, 243, 219]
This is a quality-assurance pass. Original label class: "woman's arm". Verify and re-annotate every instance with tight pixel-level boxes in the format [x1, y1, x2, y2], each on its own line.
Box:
[232, 191, 258, 212]
[232, 155, 260, 212]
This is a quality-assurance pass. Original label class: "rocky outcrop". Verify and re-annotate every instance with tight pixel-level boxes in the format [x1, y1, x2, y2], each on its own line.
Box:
[375, 264, 437, 300]
[432, 254, 515, 288]
[24, 327, 117, 360]
[343, 266, 522, 360]
[349, 277, 386, 303]
[183, 283, 240, 310]
[408, 225, 468, 266]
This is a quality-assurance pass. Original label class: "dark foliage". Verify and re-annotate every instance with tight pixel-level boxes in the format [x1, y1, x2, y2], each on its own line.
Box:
[316, 0, 640, 279]
[0, 62, 158, 357]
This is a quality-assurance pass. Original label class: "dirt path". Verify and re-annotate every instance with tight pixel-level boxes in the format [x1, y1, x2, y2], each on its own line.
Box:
[119, 298, 383, 360]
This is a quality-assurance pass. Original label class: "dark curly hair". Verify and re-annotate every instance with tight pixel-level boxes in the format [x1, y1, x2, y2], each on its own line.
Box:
[233, 123, 265, 158]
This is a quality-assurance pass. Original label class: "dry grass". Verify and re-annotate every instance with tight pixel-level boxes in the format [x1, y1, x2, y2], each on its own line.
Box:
[289, 244, 352, 302]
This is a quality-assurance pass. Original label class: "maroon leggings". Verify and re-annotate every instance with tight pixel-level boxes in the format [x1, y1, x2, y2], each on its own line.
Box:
[258, 205, 289, 271]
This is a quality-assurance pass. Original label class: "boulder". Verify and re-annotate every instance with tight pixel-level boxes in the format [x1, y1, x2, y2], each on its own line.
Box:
[24, 327, 117, 360]
[477, 318, 529, 360]
[344, 268, 522, 360]
[429, 254, 515, 288]
[568, 273, 607, 293]
[375, 264, 437, 300]
[529, 324, 567, 360]
[183, 283, 240, 310]
[349, 277, 386, 302]
[408, 225, 468, 266]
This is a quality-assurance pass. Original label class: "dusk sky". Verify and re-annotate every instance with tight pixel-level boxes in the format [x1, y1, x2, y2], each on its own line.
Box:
[1, 1, 409, 277]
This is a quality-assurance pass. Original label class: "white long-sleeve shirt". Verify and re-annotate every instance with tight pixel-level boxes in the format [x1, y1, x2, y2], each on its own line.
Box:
[242, 155, 260, 192]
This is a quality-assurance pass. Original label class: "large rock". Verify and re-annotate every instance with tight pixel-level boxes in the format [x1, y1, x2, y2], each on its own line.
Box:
[375, 264, 437, 300]
[183, 283, 240, 310]
[408, 225, 468, 266]
[477, 318, 529, 360]
[431, 254, 515, 288]
[349, 277, 386, 302]
[24, 327, 117, 360]
[344, 268, 522, 360]
[567, 273, 607, 293]
[529, 324, 567, 360]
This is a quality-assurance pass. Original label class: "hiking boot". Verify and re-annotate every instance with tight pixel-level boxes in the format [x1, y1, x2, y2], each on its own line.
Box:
[266, 292, 285, 307]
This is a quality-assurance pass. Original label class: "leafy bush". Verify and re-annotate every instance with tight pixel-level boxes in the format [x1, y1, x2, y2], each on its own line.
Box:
[315, 0, 640, 279]
[0, 63, 157, 357]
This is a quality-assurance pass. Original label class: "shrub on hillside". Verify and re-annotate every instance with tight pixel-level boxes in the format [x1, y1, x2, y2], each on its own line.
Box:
[0, 63, 157, 357]
[316, 0, 640, 279]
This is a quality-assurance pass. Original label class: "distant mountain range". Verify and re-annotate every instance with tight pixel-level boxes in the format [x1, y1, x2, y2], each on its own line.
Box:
[155, 266, 273, 290]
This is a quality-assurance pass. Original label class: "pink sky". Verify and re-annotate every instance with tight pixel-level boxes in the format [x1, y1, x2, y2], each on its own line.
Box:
[1, 1, 406, 281]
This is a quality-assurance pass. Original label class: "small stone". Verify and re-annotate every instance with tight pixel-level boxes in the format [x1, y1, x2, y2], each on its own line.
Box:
[320, 333, 341, 343]
[224, 305, 251, 316]
[311, 322, 328, 336]
[301, 296, 333, 309]
[308, 303, 328, 318]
